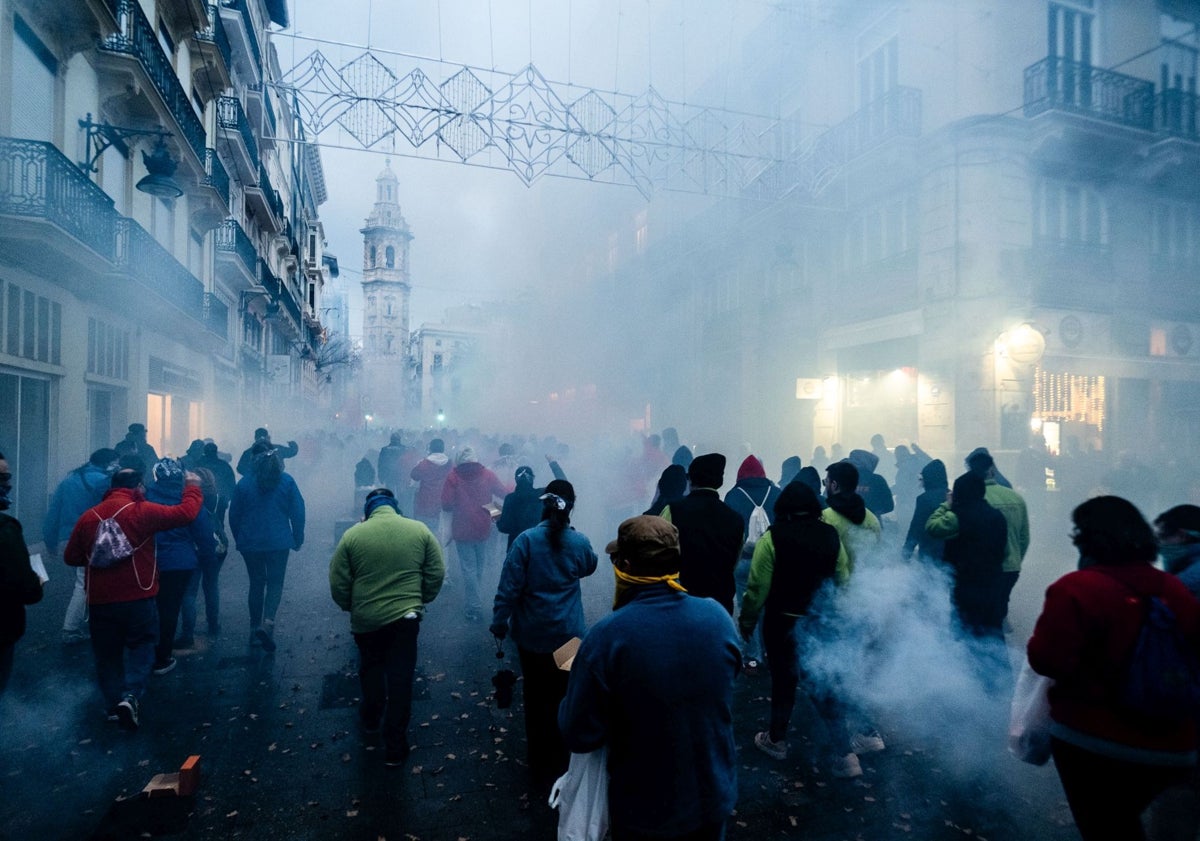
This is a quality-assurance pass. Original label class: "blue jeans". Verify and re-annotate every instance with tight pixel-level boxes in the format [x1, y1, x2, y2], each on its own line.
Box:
[181, 552, 226, 636]
[88, 598, 159, 708]
[734, 557, 762, 661]
[355, 616, 420, 755]
[457, 540, 486, 613]
[241, 550, 290, 629]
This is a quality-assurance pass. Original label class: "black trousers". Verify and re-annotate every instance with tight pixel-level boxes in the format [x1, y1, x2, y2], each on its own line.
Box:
[517, 645, 570, 785]
[354, 616, 420, 756]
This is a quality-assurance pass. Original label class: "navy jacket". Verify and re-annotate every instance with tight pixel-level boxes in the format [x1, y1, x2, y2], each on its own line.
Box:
[229, 473, 306, 553]
[146, 480, 218, 572]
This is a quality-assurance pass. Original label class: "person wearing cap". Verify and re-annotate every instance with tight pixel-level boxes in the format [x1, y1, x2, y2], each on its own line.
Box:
[559, 515, 741, 841]
[44, 448, 117, 644]
[660, 453, 745, 616]
[496, 457, 567, 553]
[236, 427, 299, 478]
[441, 447, 506, 621]
[64, 465, 204, 731]
[145, 459, 217, 675]
[120, 423, 159, 467]
[964, 449, 1030, 623]
[330, 488, 445, 768]
[490, 479, 597, 788]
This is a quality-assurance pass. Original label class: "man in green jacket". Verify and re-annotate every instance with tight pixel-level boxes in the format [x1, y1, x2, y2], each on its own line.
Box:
[330, 488, 445, 767]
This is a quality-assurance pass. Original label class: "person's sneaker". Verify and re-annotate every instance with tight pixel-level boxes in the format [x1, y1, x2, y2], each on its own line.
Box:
[61, 631, 90, 645]
[151, 657, 177, 676]
[254, 628, 277, 653]
[754, 731, 787, 760]
[850, 731, 886, 754]
[105, 706, 120, 722]
[829, 752, 862, 779]
[116, 696, 139, 731]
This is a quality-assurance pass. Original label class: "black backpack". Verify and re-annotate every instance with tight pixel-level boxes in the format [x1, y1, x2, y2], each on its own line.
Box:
[1117, 586, 1200, 718]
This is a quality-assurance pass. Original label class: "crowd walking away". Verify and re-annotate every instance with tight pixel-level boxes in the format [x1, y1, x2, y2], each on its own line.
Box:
[10, 423, 1200, 840]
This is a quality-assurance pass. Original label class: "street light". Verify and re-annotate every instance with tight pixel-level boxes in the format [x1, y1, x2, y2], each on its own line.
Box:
[78, 114, 184, 198]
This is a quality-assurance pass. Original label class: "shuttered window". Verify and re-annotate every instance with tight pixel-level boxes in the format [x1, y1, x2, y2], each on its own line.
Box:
[10, 15, 56, 142]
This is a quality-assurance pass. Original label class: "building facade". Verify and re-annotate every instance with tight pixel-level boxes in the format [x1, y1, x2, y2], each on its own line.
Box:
[576, 0, 1200, 471]
[0, 0, 328, 538]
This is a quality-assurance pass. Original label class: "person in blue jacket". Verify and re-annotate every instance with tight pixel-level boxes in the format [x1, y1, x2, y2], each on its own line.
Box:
[229, 445, 305, 652]
[146, 459, 216, 675]
[491, 479, 597, 789]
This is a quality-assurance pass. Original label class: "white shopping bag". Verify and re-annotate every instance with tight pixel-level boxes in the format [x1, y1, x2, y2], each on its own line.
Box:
[1009, 657, 1054, 766]
[548, 748, 609, 841]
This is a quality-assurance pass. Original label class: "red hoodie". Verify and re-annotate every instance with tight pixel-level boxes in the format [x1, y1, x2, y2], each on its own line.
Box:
[64, 485, 202, 604]
[441, 461, 506, 542]
[736, 456, 767, 482]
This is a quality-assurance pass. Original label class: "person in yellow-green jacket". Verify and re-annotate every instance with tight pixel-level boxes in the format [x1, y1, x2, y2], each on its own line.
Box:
[329, 488, 445, 768]
[820, 460, 881, 577]
[739, 481, 862, 778]
[965, 449, 1030, 623]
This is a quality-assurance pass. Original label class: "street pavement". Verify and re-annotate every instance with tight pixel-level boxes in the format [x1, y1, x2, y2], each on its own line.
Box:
[0, 508, 1081, 841]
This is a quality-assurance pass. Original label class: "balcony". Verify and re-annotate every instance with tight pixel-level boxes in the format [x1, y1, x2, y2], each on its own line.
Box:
[1024, 57, 1154, 132]
[822, 86, 922, 165]
[1155, 89, 1200, 142]
[193, 3, 233, 99]
[203, 292, 230, 341]
[219, 0, 263, 83]
[216, 96, 259, 180]
[113, 218, 206, 326]
[0, 138, 119, 279]
[200, 149, 230, 210]
[215, 218, 258, 284]
[97, 0, 207, 166]
[245, 161, 285, 233]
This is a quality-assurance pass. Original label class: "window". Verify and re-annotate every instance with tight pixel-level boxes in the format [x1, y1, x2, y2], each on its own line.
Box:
[385, 245, 395, 268]
[369, 244, 376, 266]
[1033, 180, 1108, 245]
[858, 37, 898, 106]
[1152, 202, 1200, 262]
[1049, 1, 1095, 64]
[157, 19, 176, 58]
[1161, 14, 1199, 92]
[11, 15, 56, 142]
[1, 280, 60, 365]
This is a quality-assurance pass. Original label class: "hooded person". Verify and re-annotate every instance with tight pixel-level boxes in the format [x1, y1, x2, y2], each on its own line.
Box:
[376, 432, 407, 489]
[796, 466, 825, 507]
[821, 461, 882, 575]
[739, 482, 858, 776]
[660, 454, 746, 615]
[410, 438, 452, 537]
[779, 456, 803, 488]
[558, 515, 740, 840]
[496, 458, 568, 552]
[964, 448, 1030, 623]
[1156, 505, 1200, 598]
[846, 449, 894, 521]
[236, 427, 299, 478]
[965, 446, 1012, 488]
[644, 463, 688, 517]
[903, 459, 950, 562]
[724, 455, 782, 671]
[671, 445, 694, 471]
[440, 447, 506, 620]
[122, 423, 159, 467]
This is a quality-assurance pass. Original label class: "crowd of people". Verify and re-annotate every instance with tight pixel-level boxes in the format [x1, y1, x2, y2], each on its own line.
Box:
[5, 422, 1200, 840]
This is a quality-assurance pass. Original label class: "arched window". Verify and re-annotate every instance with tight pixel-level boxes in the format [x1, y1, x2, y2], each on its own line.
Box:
[385, 245, 395, 268]
[369, 245, 376, 266]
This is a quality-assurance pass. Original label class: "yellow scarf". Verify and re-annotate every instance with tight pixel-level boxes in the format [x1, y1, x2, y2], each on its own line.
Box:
[612, 566, 687, 609]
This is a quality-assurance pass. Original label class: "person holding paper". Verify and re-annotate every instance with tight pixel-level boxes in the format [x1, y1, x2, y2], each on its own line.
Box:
[0, 453, 45, 697]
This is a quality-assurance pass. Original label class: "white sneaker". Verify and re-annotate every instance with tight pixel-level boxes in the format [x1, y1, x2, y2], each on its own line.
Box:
[850, 731, 885, 754]
[754, 731, 787, 760]
[829, 752, 862, 778]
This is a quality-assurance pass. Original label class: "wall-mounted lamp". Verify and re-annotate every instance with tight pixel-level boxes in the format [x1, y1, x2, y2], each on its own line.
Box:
[78, 114, 183, 198]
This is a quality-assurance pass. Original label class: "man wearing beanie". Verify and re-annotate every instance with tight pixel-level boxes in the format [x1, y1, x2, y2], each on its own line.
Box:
[660, 453, 745, 615]
[724, 455, 781, 672]
[559, 516, 740, 841]
[330, 488, 445, 767]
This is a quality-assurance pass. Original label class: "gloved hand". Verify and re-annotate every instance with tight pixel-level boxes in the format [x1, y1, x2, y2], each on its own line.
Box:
[489, 622, 508, 640]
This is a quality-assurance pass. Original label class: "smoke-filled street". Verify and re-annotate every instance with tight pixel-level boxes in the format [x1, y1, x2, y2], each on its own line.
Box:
[1, 490, 1083, 841]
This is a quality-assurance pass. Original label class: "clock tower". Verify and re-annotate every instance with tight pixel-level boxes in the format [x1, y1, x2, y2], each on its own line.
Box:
[360, 160, 413, 425]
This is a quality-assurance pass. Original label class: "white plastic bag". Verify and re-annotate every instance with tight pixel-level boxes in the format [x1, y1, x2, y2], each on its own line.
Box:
[1009, 657, 1054, 766]
[548, 748, 609, 841]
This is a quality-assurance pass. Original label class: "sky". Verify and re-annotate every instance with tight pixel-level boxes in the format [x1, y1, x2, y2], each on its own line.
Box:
[274, 0, 777, 332]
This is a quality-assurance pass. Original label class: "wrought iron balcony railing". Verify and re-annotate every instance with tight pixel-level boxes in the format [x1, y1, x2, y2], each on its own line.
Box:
[99, 0, 207, 163]
[202, 149, 230, 205]
[114, 218, 206, 319]
[1024, 56, 1155, 131]
[821, 86, 922, 164]
[217, 95, 259, 163]
[257, 162, 285, 220]
[215, 218, 257, 276]
[195, 3, 232, 74]
[1156, 88, 1200, 141]
[220, 0, 262, 79]
[0, 138, 118, 261]
[203, 292, 230, 340]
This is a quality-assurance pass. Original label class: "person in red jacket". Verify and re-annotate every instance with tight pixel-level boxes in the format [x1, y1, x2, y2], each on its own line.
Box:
[441, 448, 506, 620]
[410, 438, 452, 538]
[1028, 495, 1200, 840]
[64, 467, 203, 731]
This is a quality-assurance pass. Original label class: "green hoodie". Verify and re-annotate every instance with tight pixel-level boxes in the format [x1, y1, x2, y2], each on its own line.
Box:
[329, 506, 445, 633]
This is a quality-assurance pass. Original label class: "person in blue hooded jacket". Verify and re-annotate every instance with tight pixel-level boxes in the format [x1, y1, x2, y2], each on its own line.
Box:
[146, 459, 216, 675]
[229, 445, 305, 652]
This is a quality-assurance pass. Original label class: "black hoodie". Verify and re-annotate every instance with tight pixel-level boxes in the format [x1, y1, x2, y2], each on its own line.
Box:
[826, 490, 867, 526]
